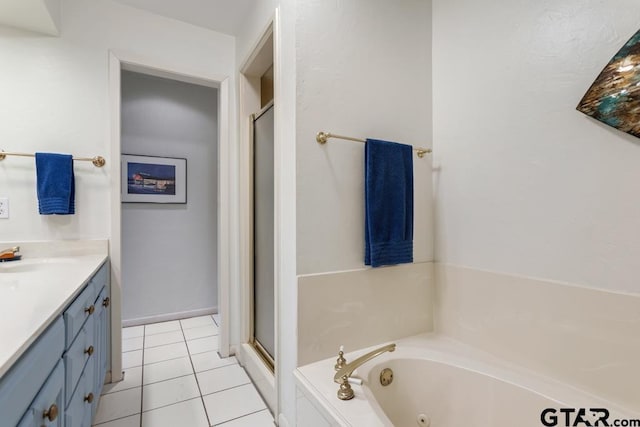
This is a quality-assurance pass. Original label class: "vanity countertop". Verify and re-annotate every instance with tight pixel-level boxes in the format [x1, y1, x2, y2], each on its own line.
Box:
[0, 240, 108, 378]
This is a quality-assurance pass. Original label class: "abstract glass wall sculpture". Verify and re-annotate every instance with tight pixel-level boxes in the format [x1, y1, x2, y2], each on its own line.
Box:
[577, 29, 640, 138]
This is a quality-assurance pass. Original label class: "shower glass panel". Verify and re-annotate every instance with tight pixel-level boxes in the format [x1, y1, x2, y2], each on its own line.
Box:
[252, 103, 275, 368]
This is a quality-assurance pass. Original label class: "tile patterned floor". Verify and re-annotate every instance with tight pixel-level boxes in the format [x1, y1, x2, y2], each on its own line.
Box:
[93, 315, 274, 427]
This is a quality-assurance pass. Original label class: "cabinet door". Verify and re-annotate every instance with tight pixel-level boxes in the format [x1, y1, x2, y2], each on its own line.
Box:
[17, 360, 65, 427]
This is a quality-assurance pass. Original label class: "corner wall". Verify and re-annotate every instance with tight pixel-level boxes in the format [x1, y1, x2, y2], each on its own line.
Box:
[433, 0, 640, 294]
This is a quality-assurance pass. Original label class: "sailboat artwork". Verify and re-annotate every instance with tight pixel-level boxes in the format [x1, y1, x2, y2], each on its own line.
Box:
[577, 29, 640, 138]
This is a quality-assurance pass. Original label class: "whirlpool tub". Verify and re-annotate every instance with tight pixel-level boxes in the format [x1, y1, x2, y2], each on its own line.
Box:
[295, 334, 636, 427]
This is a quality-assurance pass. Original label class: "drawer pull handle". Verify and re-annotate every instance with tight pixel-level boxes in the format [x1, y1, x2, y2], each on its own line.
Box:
[102, 297, 110, 307]
[43, 404, 59, 422]
[84, 393, 94, 404]
[85, 305, 95, 315]
[85, 345, 94, 356]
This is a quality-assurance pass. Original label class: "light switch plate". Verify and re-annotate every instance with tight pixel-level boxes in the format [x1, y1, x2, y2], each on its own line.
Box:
[0, 198, 9, 219]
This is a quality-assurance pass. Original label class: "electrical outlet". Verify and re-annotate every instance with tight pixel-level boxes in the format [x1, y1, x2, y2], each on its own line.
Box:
[0, 198, 9, 219]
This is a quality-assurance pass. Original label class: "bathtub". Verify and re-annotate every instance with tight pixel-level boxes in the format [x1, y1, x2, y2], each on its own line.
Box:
[295, 334, 636, 427]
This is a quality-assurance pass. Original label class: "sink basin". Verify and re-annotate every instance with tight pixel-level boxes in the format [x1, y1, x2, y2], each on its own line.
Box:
[0, 257, 80, 273]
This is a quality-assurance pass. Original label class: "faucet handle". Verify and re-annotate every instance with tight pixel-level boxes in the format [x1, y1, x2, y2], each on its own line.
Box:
[334, 345, 347, 371]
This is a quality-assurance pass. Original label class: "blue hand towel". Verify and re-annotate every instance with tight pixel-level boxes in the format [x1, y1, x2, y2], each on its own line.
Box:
[35, 152, 75, 215]
[365, 139, 413, 267]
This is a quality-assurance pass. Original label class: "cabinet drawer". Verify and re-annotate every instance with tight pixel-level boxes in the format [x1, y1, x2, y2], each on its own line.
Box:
[90, 262, 108, 295]
[64, 279, 97, 349]
[16, 359, 65, 427]
[65, 360, 95, 427]
[64, 315, 96, 406]
[0, 317, 64, 427]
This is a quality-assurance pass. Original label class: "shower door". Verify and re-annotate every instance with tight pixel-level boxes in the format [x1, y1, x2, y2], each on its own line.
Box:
[251, 102, 275, 369]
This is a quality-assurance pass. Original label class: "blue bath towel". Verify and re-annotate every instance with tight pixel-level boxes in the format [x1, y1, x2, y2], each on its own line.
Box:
[35, 152, 75, 215]
[365, 139, 413, 267]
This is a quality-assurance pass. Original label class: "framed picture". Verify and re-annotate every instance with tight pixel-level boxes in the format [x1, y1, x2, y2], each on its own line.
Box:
[121, 154, 187, 203]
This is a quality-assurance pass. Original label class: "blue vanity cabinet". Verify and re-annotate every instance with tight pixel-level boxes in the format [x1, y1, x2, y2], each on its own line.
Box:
[63, 261, 110, 427]
[0, 318, 65, 427]
[0, 259, 110, 427]
[17, 360, 66, 427]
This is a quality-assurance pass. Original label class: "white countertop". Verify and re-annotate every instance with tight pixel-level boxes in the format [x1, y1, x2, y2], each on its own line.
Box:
[0, 240, 108, 377]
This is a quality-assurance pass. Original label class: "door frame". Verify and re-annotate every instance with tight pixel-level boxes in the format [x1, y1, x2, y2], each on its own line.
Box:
[108, 50, 232, 380]
[237, 13, 280, 415]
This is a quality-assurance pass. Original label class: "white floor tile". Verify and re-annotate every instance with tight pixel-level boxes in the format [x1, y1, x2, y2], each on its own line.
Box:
[122, 350, 143, 369]
[183, 324, 218, 341]
[93, 413, 140, 427]
[122, 336, 143, 352]
[212, 314, 220, 326]
[144, 330, 184, 348]
[144, 320, 181, 336]
[187, 336, 219, 355]
[197, 364, 250, 396]
[180, 315, 215, 329]
[217, 409, 274, 427]
[122, 326, 144, 340]
[143, 357, 193, 385]
[191, 351, 237, 373]
[142, 374, 201, 411]
[102, 366, 143, 395]
[141, 398, 209, 427]
[93, 387, 141, 424]
[144, 342, 189, 365]
[202, 384, 267, 425]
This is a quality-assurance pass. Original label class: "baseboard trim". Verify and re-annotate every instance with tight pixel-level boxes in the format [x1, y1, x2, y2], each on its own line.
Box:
[122, 307, 217, 327]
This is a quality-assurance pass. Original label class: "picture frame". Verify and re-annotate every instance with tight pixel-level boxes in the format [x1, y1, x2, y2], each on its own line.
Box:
[121, 154, 187, 203]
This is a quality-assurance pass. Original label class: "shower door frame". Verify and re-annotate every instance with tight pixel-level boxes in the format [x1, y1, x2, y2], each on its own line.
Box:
[249, 100, 276, 372]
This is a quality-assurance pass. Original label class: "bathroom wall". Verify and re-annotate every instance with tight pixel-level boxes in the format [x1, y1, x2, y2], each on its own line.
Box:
[120, 71, 218, 324]
[296, 0, 434, 275]
[297, 263, 433, 366]
[294, 0, 434, 423]
[435, 264, 640, 413]
[0, 0, 235, 243]
[432, 0, 640, 413]
[237, 2, 434, 425]
[294, 0, 433, 355]
[433, 0, 640, 294]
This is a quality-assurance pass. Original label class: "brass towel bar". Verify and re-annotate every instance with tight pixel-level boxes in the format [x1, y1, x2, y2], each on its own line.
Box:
[0, 150, 106, 167]
[316, 131, 432, 158]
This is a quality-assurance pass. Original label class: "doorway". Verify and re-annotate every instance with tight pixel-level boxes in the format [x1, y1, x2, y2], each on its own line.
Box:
[108, 52, 232, 383]
[119, 70, 219, 326]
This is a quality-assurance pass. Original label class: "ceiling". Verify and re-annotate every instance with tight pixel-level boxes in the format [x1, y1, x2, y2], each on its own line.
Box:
[112, 0, 256, 36]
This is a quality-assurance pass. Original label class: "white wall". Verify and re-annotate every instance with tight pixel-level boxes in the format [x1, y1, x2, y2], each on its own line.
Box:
[296, 0, 433, 275]
[433, 0, 640, 294]
[120, 71, 218, 323]
[293, 1, 433, 424]
[0, 0, 235, 243]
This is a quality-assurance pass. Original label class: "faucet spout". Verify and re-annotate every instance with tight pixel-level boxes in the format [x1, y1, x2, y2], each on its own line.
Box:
[333, 343, 396, 384]
[0, 246, 19, 258]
